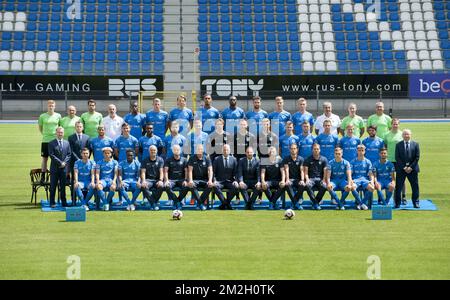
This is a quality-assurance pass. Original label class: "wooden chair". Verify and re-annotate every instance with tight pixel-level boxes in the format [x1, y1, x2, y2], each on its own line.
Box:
[30, 169, 50, 205]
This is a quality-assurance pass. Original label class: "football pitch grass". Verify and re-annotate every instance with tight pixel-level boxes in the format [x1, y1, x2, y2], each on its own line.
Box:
[0, 123, 449, 280]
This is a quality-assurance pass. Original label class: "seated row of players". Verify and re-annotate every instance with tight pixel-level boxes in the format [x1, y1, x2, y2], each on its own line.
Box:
[73, 138, 395, 211]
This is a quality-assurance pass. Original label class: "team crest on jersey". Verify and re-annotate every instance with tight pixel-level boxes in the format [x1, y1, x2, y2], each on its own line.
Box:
[352, 141, 357, 145]
[202, 162, 206, 166]
[275, 164, 279, 168]
[296, 162, 300, 166]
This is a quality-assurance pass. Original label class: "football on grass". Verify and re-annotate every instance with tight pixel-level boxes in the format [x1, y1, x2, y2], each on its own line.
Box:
[172, 209, 183, 220]
[284, 209, 295, 220]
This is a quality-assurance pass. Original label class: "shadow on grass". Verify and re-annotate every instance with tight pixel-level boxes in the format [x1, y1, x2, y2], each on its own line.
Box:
[0, 202, 42, 210]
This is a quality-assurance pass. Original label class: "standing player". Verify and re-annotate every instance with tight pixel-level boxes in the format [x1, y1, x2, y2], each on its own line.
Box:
[298, 121, 315, 159]
[94, 147, 118, 211]
[291, 97, 315, 135]
[340, 103, 365, 137]
[117, 150, 141, 211]
[283, 143, 305, 210]
[350, 145, 375, 210]
[212, 144, 239, 210]
[206, 118, 232, 163]
[123, 101, 146, 140]
[145, 98, 169, 139]
[233, 119, 257, 161]
[198, 93, 221, 135]
[114, 123, 139, 162]
[373, 148, 396, 205]
[140, 145, 165, 210]
[303, 144, 328, 210]
[367, 102, 392, 139]
[138, 122, 164, 161]
[164, 145, 189, 210]
[89, 125, 114, 162]
[362, 125, 385, 165]
[187, 119, 209, 156]
[279, 121, 300, 159]
[187, 144, 214, 210]
[258, 146, 285, 210]
[103, 104, 124, 142]
[221, 96, 245, 135]
[73, 148, 96, 211]
[164, 121, 187, 158]
[257, 118, 279, 163]
[168, 94, 193, 136]
[268, 96, 291, 138]
[246, 96, 268, 137]
[314, 119, 339, 163]
[80, 99, 103, 138]
[383, 118, 405, 204]
[237, 146, 260, 210]
[314, 102, 341, 135]
[38, 99, 61, 172]
[60, 105, 80, 139]
[325, 147, 353, 210]
[338, 124, 361, 163]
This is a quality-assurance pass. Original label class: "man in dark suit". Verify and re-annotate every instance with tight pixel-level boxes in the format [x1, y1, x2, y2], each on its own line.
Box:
[212, 144, 238, 210]
[68, 121, 90, 205]
[48, 127, 72, 208]
[394, 129, 420, 208]
[237, 146, 260, 210]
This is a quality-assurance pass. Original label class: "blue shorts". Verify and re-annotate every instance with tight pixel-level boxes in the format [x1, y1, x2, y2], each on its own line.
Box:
[354, 178, 370, 190]
[330, 179, 348, 191]
[378, 180, 391, 190]
[99, 178, 114, 189]
[121, 179, 138, 191]
[76, 181, 92, 190]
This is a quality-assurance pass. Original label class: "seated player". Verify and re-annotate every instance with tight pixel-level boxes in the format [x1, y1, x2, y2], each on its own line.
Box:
[372, 148, 396, 205]
[187, 144, 214, 210]
[94, 147, 118, 211]
[350, 145, 375, 210]
[117, 150, 141, 211]
[325, 147, 353, 210]
[164, 145, 189, 210]
[283, 143, 305, 210]
[303, 144, 328, 210]
[140, 145, 165, 210]
[73, 148, 96, 211]
[257, 146, 285, 210]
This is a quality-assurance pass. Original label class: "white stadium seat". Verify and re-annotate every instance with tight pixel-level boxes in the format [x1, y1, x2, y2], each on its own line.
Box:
[430, 50, 442, 60]
[309, 14, 320, 23]
[298, 5, 307, 14]
[366, 12, 377, 22]
[324, 42, 335, 51]
[35, 61, 46, 71]
[24, 51, 35, 61]
[405, 41, 416, 50]
[354, 3, 364, 13]
[36, 51, 47, 61]
[415, 31, 426, 41]
[0, 51, 11, 61]
[429, 40, 440, 50]
[15, 22, 25, 31]
[323, 32, 334, 42]
[321, 13, 331, 23]
[412, 12, 423, 21]
[15, 12, 26, 22]
[368, 22, 378, 31]
[400, 12, 411, 22]
[392, 31, 403, 41]
[10, 61, 22, 71]
[303, 62, 314, 71]
[299, 23, 309, 32]
[326, 61, 337, 71]
[2, 22, 14, 31]
[309, 5, 319, 14]
[0, 12, 3, 22]
[417, 40, 428, 50]
[409, 60, 421, 70]
[301, 42, 312, 52]
[322, 23, 333, 32]
[302, 52, 313, 61]
[407, 50, 418, 60]
[314, 52, 324, 61]
[421, 60, 432, 70]
[399, 3, 410, 12]
[312, 42, 323, 52]
[425, 21, 436, 30]
[300, 33, 310, 42]
[311, 32, 321, 42]
[12, 51, 23, 61]
[325, 51, 336, 61]
[424, 12, 434, 21]
[402, 21, 413, 31]
[47, 62, 58, 71]
[410, 3, 421, 12]
[342, 4, 352, 13]
[310, 23, 321, 32]
[379, 22, 389, 31]
[427, 31, 438, 40]
[3, 12, 14, 22]
[413, 21, 424, 31]
[355, 13, 365, 22]
[48, 52, 59, 61]
[433, 60, 444, 70]
[394, 41, 405, 51]
[22, 61, 34, 71]
[380, 31, 391, 41]
[315, 62, 325, 71]
[422, 2, 432, 12]
[404, 31, 415, 40]
[308, 0, 319, 4]
[418, 50, 430, 60]
[320, 4, 330, 13]
[298, 14, 308, 23]
[0, 61, 10, 71]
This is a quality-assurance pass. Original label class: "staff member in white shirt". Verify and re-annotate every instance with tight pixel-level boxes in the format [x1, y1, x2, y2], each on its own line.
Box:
[314, 102, 341, 136]
[103, 104, 124, 142]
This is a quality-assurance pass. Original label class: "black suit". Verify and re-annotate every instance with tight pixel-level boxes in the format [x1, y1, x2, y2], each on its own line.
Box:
[237, 157, 260, 209]
[48, 139, 72, 206]
[68, 133, 90, 203]
[213, 155, 238, 209]
[395, 140, 420, 206]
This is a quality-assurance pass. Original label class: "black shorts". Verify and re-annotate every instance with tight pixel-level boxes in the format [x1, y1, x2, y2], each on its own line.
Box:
[41, 142, 49, 157]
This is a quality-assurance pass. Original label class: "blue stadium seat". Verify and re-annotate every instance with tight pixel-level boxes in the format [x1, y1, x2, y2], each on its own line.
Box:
[371, 52, 382, 60]
[373, 61, 384, 71]
[350, 62, 360, 71]
[360, 52, 370, 61]
[233, 43, 242, 51]
[337, 52, 347, 60]
[362, 61, 371, 71]
[336, 42, 346, 51]
[244, 43, 254, 51]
